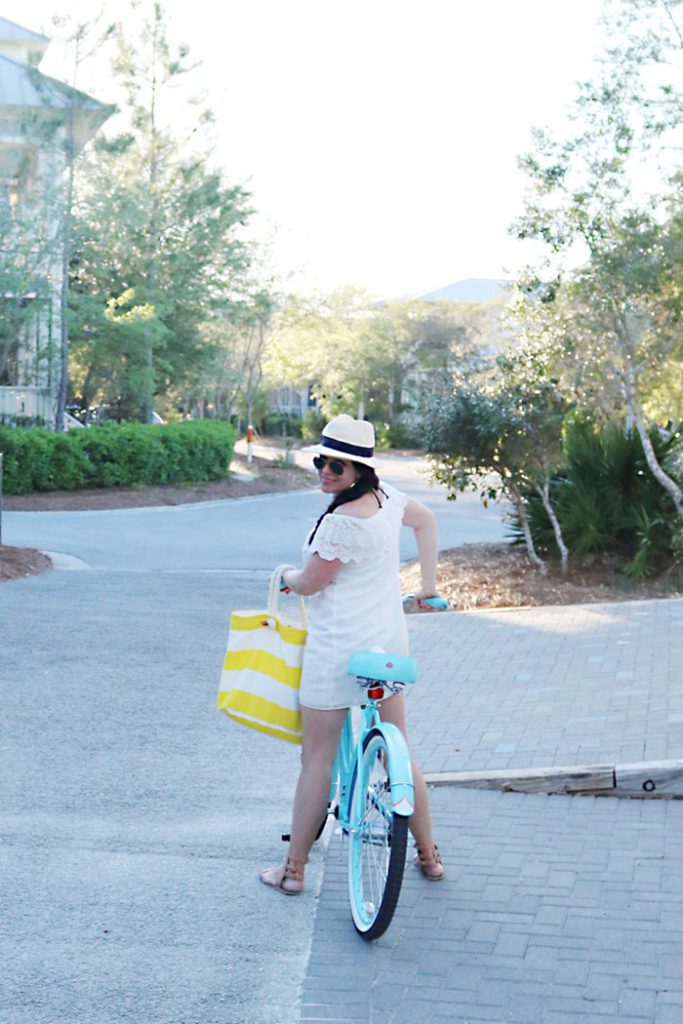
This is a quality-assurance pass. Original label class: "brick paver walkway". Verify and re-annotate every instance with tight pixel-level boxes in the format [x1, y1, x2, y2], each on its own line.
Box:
[407, 599, 683, 773]
[300, 598, 683, 1024]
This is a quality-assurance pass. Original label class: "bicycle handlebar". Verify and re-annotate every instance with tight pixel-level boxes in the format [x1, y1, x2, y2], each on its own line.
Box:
[402, 594, 448, 612]
[280, 579, 447, 611]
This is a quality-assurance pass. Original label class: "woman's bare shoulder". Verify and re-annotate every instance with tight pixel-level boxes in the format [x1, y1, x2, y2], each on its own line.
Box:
[333, 491, 382, 520]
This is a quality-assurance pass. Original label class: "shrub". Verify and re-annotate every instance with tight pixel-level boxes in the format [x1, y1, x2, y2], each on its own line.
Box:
[301, 409, 325, 442]
[511, 419, 682, 578]
[387, 417, 423, 449]
[0, 420, 236, 494]
[672, 525, 683, 584]
[374, 422, 391, 450]
[0, 427, 53, 494]
[261, 412, 303, 438]
[48, 432, 94, 490]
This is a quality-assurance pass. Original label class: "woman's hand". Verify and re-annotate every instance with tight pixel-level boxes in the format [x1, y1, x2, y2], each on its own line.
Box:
[278, 564, 297, 594]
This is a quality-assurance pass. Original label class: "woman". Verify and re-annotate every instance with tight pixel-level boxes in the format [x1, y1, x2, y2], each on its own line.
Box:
[260, 414, 445, 895]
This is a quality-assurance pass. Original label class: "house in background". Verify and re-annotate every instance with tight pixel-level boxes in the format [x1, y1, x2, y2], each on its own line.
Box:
[0, 16, 113, 427]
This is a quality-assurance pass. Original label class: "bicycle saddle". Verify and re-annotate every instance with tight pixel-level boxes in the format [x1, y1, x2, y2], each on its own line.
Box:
[347, 651, 417, 685]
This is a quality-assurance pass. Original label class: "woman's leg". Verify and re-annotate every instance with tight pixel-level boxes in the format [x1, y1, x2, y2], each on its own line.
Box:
[379, 690, 444, 878]
[261, 705, 347, 893]
[287, 705, 348, 860]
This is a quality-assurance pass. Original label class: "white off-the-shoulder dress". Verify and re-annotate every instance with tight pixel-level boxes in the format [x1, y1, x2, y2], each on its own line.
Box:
[299, 481, 409, 710]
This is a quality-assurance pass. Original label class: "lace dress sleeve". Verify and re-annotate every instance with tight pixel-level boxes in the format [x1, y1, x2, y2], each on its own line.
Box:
[309, 513, 376, 563]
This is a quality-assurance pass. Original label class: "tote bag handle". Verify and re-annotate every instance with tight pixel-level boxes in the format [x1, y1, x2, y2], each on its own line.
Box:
[269, 565, 308, 628]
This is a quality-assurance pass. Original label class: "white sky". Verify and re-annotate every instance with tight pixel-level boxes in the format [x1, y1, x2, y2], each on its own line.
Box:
[4, 0, 607, 299]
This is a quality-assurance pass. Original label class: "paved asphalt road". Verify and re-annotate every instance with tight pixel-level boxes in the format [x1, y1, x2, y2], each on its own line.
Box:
[1, 454, 507, 1024]
[3, 452, 508, 571]
[2, 570, 313, 1024]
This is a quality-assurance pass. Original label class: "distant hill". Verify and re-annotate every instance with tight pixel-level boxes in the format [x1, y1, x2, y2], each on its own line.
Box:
[414, 278, 510, 303]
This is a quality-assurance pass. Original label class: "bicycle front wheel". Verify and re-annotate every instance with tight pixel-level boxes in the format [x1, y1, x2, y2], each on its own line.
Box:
[348, 729, 409, 941]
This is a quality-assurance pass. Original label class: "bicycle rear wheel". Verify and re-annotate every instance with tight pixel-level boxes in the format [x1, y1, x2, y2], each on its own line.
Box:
[348, 729, 409, 940]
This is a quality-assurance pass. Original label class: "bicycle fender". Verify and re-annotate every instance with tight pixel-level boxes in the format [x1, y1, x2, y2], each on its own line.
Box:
[371, 722, 415, 817]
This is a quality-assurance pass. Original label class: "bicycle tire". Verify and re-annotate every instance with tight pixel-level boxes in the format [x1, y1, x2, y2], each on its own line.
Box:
[348, 729, 409, 940]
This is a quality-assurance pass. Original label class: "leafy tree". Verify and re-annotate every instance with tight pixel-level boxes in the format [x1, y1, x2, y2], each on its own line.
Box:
[496, 342, 573, 572]
[195, 288, 274, 425]
[263, 287, 384, 419]
[512, 0, 683, 518]
[425, 347, 572, 574]
[52, 13, 116, 430]
[376, 299, 499, 424]
[68, 1, 254, 421]
[264, 290, 501, 430]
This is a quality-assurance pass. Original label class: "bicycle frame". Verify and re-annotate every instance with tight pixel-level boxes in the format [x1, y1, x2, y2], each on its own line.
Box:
[329, 691, 415, 837]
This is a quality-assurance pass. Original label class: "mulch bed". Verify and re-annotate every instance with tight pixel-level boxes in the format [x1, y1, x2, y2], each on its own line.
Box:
[0, 546, 53, 583]
[400, 542, 683, 610]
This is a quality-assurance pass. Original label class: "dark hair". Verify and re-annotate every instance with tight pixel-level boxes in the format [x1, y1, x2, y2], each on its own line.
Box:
[308, 462, 382, 545]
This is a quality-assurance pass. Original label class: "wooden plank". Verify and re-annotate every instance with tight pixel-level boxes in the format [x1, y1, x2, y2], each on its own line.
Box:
[424, 764, 615, 796]
[614, 760, 683, 798]
[425, 759, 683, 798]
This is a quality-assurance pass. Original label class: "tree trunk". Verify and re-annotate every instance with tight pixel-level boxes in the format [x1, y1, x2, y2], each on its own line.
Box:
[143, 6, 161, 425]
[612, 313, 683, 519]
[55, 128, 76, 432]
[509, 481, 547, 575]
[626, 397, 683, 520]
[535, 478, 569, 574]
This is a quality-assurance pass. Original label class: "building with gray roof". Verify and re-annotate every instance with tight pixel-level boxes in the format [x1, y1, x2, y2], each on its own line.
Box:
[0, 16, 114, 428]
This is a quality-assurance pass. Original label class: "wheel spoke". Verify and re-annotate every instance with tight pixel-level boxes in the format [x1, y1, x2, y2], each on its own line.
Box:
[348, 731, 409, 940]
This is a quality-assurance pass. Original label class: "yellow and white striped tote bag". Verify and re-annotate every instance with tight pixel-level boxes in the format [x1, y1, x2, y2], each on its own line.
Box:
[217, 567, 307, 744]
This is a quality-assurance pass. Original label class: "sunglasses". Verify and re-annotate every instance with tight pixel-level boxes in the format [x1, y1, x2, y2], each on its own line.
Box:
[313, 455, 346, 476]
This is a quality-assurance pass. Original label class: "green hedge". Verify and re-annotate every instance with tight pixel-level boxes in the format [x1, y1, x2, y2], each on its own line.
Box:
[0, 420, 236, 495]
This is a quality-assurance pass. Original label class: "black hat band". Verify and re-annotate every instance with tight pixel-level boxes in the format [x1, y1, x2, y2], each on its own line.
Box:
[320, 434, 374, 458]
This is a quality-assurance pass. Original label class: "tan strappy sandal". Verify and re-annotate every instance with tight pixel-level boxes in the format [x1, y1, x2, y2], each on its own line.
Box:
[259, 856, 307, 895]
[414, 844, 445, 881]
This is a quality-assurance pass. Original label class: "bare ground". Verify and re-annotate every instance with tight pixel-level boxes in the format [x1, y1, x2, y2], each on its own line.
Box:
[400, 543, 683, 610]
[3, 454, 682, 604]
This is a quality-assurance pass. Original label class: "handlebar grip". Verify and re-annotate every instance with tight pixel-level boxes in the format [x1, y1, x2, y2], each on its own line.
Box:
[402, 593, 448, 611]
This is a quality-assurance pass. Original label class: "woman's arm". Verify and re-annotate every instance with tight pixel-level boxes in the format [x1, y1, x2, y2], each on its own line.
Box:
[282, 554, 342, 596]
[402, 496, 439, 597]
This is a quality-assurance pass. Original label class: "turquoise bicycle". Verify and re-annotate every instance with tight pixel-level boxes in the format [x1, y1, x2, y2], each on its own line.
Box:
[280, 597, 446, 939]
[328, 649, 418, 941]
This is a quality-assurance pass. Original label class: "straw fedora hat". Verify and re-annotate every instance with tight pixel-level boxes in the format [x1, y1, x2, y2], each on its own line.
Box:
[307, 414, 376, 468]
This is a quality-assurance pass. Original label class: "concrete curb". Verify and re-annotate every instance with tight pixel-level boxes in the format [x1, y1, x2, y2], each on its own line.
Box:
[424, 757, 683, 799]
[42, 549, 89, 571]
